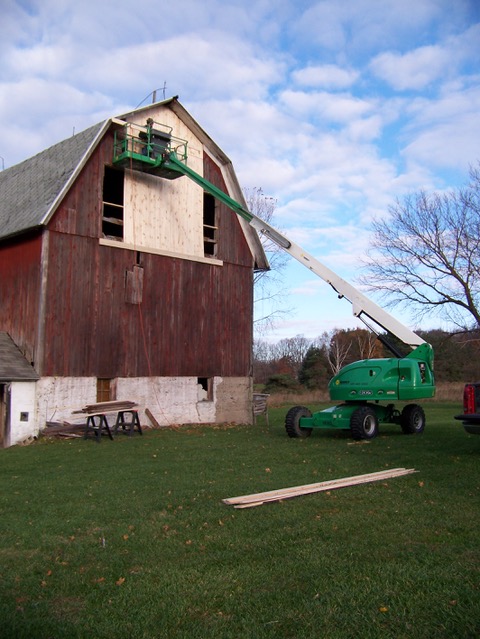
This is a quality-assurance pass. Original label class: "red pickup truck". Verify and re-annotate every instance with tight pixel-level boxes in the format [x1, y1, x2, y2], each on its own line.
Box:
[455, 383, 480, 434]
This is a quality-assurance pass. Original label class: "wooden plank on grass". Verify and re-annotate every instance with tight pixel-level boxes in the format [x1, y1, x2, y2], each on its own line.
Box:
[223, 468, 414, 505]
[145, 408, 161, 429]
[223, 468, 417, 509]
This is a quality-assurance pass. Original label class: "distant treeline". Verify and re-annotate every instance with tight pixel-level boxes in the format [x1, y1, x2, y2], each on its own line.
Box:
[254, 328, 480, 392]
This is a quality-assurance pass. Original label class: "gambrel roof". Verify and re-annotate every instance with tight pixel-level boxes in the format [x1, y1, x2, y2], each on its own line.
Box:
[0, 97, 268, 270]
[0, 122, 105, 240]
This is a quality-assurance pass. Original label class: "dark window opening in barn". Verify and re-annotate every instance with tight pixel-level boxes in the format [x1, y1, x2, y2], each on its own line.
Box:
[198, 377, 213, 401]
[97, 378, 114, 402]
[203, 193, 217, 257]
[102, 166, 124, 241]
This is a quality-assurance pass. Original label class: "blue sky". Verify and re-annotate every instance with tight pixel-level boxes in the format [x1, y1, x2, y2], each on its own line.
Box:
[2, 0, 480, 341]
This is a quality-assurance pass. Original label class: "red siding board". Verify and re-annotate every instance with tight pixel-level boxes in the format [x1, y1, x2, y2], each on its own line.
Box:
[0, 233, 42, 365]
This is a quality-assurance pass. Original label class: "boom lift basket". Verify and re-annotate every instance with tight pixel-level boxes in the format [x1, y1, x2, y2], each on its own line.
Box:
[113, 120, 188, 179]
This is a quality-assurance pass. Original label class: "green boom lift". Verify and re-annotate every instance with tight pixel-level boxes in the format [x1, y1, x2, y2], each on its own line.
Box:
[113, 119, 435, 440]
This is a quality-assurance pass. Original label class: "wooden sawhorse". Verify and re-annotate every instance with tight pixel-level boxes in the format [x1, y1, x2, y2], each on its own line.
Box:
[84, 413, 114, 442]
[113, 410, 143, 437]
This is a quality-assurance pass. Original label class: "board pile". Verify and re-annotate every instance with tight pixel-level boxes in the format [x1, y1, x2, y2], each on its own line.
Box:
[74, 400, 138, 414]
[223, 468, 417, 509]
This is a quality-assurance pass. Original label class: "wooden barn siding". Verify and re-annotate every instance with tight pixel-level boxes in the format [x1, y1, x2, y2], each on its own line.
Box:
[42, 233, 253, 377]
[41, 133, 254, 378]
[203, 154, 253, 267]
[0, 233, 42, 365]
[49, 132, 113, 237]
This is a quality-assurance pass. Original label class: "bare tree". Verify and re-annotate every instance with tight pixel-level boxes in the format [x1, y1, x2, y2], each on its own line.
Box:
[351, 328, 382, 360]
[273, 335, 312, 379]
[361, 164, 480, 331]
[253, 334, 313, 383]
[321, 330, 352, 375]
[243, 187, 291, 336]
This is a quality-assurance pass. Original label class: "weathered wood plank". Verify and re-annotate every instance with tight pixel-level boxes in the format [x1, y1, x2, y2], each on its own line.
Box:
[223, 468, 418, 508]
[145, 408, 161, 429]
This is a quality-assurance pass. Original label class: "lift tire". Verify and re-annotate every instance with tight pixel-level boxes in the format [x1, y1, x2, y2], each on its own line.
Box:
[400, 404, 425, 434]
[285, 406, 313, 438]
[350, 406, 379, 440]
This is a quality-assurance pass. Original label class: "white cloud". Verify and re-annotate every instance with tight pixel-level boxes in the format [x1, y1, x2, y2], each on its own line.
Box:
[399, 83, 480, 171]
[370, 22, 480, 91]
[403, 112, 480, 170]
[7, 43, 75, 78]
[290, 0, 458, 57]
[279, 90, 373, 123]
[0, 79, 118, 166]
[370, 45, 453, 91]
[84, 34, 283, 100]
[292, 64, 359, 89]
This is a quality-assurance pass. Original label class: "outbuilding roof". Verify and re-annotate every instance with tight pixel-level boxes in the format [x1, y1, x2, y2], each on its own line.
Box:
[0, 333, 39, 381]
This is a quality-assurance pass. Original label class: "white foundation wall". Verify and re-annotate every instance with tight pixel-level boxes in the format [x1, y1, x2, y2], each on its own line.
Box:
[33, 376, 253, 436]
[36, 377, 97, 428]
[116, 376, 253, 426]
[9, 381, 37, 446]
[214, 377, 254, 424]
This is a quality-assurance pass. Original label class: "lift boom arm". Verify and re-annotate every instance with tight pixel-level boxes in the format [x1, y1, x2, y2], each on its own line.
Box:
[160, 153, 424, 351]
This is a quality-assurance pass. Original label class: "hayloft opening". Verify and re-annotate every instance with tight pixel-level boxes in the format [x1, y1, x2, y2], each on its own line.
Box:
[102, 167, 124, 240]
[197, 377, 213, 401]
[203, 193, 217, 257]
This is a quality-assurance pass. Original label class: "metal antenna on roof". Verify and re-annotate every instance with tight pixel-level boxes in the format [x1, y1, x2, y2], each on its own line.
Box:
[152, 83, 167, 103]
[135, 85, 168, 109]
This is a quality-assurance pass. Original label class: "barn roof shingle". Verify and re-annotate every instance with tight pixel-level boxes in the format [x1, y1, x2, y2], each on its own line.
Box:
[0, 122, 104, 241]
[0, 333, 39, 381]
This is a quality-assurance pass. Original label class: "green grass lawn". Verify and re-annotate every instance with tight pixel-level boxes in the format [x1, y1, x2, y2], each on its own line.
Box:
[1, 401, 479, 638]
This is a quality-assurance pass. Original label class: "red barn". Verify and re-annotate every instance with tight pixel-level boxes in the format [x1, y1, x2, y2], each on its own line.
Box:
[0, 97, 268, 446]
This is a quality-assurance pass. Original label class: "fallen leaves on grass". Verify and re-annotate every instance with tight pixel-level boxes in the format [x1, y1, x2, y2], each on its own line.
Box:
[347, 441, 370, 445]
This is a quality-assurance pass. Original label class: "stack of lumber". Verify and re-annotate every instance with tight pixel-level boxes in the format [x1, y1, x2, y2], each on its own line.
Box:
[223, 467, 417, 509]
[44, 402, 139, 439]
[43, 421, 83, 437]
[74, 400, 138, 415]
